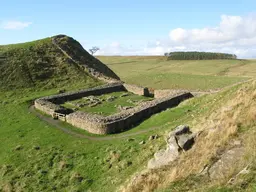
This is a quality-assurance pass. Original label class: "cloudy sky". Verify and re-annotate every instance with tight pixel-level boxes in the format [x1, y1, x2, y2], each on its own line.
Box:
[1, 0, 256, 58]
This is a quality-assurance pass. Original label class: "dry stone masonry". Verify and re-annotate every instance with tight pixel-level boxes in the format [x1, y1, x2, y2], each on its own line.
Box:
[34, 83, 193, 134]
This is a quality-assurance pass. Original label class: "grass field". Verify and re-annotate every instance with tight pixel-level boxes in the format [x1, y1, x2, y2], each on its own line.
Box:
[1, 73, 236, 192]
[62, 91, 153, 116]
[98, 56, 256, 90]
[1, 76, 247, 191]
[1, 55, 256, 191]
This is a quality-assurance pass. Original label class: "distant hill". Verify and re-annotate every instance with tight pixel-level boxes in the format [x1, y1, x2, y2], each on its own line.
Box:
[166, 51, 237, 60]
[0, 35, 120, 90]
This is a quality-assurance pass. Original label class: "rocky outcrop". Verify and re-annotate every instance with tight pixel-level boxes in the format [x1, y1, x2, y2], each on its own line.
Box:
[148, 125, 195, 169]
[207, 147, 245, 180]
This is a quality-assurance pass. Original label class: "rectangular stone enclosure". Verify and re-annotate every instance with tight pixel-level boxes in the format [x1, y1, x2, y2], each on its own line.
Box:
[34, 83, 193, 134]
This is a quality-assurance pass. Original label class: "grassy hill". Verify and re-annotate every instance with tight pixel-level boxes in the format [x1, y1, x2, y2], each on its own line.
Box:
[123, 80, 256, 192]
[1, 50, 256, 191]
[1, 72, 256, 191]
[0, 35, 119, 91]
[98, 56, 256, 91]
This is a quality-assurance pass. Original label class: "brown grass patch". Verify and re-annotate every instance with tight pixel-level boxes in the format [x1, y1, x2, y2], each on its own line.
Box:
[122, 80, 256, 192]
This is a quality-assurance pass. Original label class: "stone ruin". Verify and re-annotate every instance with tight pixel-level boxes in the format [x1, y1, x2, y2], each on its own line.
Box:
[34, 83, 193, 134]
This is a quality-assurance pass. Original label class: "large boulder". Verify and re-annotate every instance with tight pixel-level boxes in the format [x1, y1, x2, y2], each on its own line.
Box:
[208, 147, 245, 180]
[148, 125, 195, 169]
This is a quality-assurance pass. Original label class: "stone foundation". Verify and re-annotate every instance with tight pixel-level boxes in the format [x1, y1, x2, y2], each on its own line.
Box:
[66, 92, 193, 134]
[34, 83, 193, 134]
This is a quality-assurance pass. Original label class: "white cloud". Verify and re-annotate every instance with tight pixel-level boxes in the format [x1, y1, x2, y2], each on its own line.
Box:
[148, 14, 256, 58]
[1, 21, 32, 30]
[169, 15, 256, 44]
[169, 28, 188, 42]
[91, 14, 256, 58]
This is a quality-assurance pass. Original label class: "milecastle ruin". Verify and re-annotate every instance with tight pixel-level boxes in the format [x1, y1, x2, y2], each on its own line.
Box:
[34, 83, 193, 134]
[33, 35, 194, 134]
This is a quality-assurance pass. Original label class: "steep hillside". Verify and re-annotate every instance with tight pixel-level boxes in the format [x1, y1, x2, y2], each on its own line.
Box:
[122, 80, 256, 192]
[0, 35, 119, 90]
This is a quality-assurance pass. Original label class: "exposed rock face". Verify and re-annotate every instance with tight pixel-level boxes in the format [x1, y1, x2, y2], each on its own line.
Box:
[208, 147, 245, 180]
[148, 125, 195, 169]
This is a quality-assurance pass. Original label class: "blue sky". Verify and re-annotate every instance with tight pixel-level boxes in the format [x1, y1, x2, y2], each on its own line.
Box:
[1, 0, 256, 57]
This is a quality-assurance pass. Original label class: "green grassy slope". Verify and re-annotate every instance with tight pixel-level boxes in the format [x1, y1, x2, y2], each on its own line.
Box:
[123, 80, 256, 192]
[1, 74, 255, 191]
[0, 82, 222, 191]
[0, 35, 119, 91]
[52, 35, 120, 80]
[98, 56, 256, 90]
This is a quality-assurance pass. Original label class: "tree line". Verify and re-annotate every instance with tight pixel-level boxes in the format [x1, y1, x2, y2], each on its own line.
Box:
[164, 52, 237, 60]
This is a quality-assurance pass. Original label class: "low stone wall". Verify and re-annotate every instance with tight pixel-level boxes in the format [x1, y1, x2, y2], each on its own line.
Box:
[34, 82, 193, 135]
[123, 84, 149, 96]
[66, 92, 193, 134]
[66, 112, 107, 134]
[154, 89, 188, 98]
[34, 83, 125, 116]
[34, 99, 62, 116]
[41, 83, 125, 104]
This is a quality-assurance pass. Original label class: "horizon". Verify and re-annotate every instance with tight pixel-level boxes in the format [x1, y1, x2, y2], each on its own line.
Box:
[1, 0, 256, 58]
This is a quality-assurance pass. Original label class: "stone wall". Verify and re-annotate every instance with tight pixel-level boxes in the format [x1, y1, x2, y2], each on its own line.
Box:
[123, 83, 149, 96]
[154, 89, 189, 98]
[35, 83, 125, 116]
[66, 112, 107, 134]
[34, 82, 193, 135]
[66, 92, 193, 134]
[41, 83, 125, 104]
[34, 99, 62, 116]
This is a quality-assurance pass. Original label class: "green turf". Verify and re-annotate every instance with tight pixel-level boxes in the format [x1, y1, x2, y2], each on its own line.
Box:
[0, 35, 120, 91]
[62, 91, 153, 116]
[98, 56, 256, 90]
[1, 51, 256, 191]
[0, 80, 242, 191]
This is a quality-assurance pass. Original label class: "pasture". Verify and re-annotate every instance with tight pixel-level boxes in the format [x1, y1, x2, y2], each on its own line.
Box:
[98, 56, 256, 90]
[1, 56, 256, 191]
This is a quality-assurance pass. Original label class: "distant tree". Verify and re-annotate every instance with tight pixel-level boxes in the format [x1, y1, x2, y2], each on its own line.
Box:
[89, 46, 100, 55]
[166, 51, 237, 60]
[164, 52, 169, 56]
